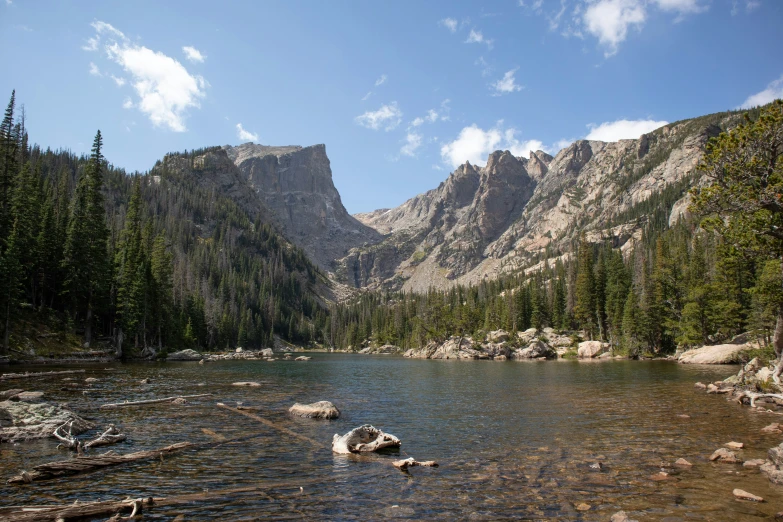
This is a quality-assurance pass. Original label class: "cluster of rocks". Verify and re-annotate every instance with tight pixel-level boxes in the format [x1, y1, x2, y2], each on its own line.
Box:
[1, 399, 93, 442]
[166, 348, 277, 362]
[399, 328, 613, 361]
[357, 344, 400, 355]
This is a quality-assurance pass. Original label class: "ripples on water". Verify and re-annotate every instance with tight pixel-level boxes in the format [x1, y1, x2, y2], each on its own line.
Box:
[1, 355, 781, 520]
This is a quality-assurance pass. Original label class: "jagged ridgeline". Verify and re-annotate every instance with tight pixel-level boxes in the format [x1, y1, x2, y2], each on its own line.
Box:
[0, 91, 327, 356]
[329, 104, 779, 354]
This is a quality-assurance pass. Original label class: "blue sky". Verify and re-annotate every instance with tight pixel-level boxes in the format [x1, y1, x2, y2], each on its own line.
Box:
[1, 0, 782, 213]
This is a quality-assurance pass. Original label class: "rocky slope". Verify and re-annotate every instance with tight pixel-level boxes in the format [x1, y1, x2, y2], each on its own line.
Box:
[341, 109, 749, 292]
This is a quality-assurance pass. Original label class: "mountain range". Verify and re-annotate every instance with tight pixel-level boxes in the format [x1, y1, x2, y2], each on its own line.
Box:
[157, 107, 752, 300]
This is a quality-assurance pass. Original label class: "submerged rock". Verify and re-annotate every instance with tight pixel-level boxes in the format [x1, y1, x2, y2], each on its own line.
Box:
[289, 401, 340, 419]
[332, 425, 401, 454]
[710, 448, 740, 463]
[0, 400, 94, 442]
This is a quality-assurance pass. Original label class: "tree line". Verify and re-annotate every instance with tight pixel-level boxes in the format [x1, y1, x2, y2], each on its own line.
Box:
[328, 102, 783, 356]
[0, 90, 328, 357]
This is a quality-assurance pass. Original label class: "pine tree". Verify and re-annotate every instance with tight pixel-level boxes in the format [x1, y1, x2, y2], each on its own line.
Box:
[574, 238, 596, 338]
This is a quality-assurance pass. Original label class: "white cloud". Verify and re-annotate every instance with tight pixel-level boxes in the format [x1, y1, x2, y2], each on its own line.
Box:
[361, 91, 372, 101]
[466, 29, 494, 49]
[440, 17, 459, 32]
[652, 0, 707, 14]
[411, 117, 424, 127]
[439, 99, 451, 121]
[236, 123, 259, 142]
[491, 68, 523, 96]
[739, 75, 783, 109]
[82, 36, 99, 51]
[89, 62, 102, 76]
[585, 118, 668, 141]
[85, 21, 207, 132]
[583, 0, 646, 56]
[440, 122, 545, 168]
[111, 75, 126, 86]
[355, 102, 403, 131]
[182, 46, 206, 63]
[122, 97, 133, 109]
[375, 74, 387, 87]
[400, 132, 423, 157]
[426, 109, 439, 123]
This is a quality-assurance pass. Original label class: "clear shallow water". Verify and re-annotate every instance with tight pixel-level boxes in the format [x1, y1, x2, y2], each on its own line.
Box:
[1, 355, 782, 520]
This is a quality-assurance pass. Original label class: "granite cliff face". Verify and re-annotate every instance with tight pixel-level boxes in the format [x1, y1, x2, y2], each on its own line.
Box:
[342, 109, 746, 292]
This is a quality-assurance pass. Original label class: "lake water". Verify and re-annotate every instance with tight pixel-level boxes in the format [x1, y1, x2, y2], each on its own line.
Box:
[1, 354, 782, 520]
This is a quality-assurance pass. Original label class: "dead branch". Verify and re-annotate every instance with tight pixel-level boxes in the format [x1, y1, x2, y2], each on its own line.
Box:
[84, 425, 126, 449]
[7, 442, 193, 484]
[735, 390, 783, 408]
[216, 402, 324, 447]
[1, 370, 86, 381]
[392, 457, 439, 471]
[100, 394, 212, 409]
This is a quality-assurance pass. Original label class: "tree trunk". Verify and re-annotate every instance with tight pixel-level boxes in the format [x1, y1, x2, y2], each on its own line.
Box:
[84, 294, 93, 349]
[3, 296, 11, 354]
[772, 310, 783, 385]
[116, 327, 123, 359]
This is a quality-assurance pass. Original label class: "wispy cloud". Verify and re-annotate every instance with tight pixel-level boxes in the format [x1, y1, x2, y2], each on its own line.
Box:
[400, 132, 423, 157]
[439, 17, 459, 32]
[739, 74, 783, 109]
[355, 102, 403, 131]
[491, 68, 523, 96]
[89, 62, 102, 77]
[732, 0, 761, 15]
[465, 29, 494, 49]
[236, 123, 259, 142]
[375, 74, 387, 87]
[585, 118, 668, 141]
[361, 91, 372, 101]
[122, 97, 133, 109]
[84, 21, 208, 132]
[583, 0, 646, 57]
[111, 75, 126, 87]
[182, 46, 206, 63]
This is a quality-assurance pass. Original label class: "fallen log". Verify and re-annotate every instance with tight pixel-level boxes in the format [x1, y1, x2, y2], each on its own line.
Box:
[216, 402, 324, 447]
[734, 390, 783, 408]
[1, 370, 86, 381]
[100, 394, 212, 409]
[392, 457, 439, 471]
[7, 442, 193, 484]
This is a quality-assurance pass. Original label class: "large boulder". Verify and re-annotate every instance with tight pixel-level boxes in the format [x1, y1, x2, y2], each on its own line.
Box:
[0, 400, 94, 442]
[487, 330, 510, 343]
[167, 349, 203, 361]
[289, 401, 340, 419]
[431, 337, 478, 359]
[678, 344, 749, 364]
[514, 340, 556, 359]
[482, 342, 513, 359]
[332, 425, 401, 454]
[516, 328, 538, 344]
[578, 341, 608, 359]
[261, 348, 274, 358]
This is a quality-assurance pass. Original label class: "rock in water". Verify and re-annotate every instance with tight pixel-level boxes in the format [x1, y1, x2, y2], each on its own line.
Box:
[577, 341, 609, 358]
[289, 401, 340, 419]
[725, 441, 744, 449]
[733, 489, 763, 502]
[710, 448, 740, 463]
[0, 401, 94, 442]
[167, 349, 203, 361]
[332, 425, 401, 454]
[674, 458, 692, 466]
[261, 348, 274, 358]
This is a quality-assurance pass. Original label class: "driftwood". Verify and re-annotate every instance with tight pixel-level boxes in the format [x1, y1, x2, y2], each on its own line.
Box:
[216, 402, 324, 447]
[332, 425, 401, 454]
[7, 442, 193, 484]
[100, 394, 212, 409]
[1, 370, 86, 381]
[84, 425, 126, 448]
[735, 390, 783, 408]
[52, 422, 83, 452]
[392, 457, 439, 471]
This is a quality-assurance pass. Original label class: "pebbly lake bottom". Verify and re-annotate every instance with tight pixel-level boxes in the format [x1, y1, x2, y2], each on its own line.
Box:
[1, 354, 782, 521]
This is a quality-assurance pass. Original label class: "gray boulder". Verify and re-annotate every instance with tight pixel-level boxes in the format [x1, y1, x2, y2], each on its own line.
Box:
[289, 400, 340, 420]
[261, 348, 274, 358]
[167, 349, 203, 361]
[514, 340, 556, 359]
[678, 344, 749, 364]
[0, 400, 94, 442]
[578, 341, 609, 359]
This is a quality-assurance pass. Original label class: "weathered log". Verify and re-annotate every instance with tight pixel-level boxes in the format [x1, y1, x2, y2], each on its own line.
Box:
[734, 390, 783, 408]
[1, 370, 86, 381]
[332, 425, 401, 454]
[392, 457, 438, 471]
[100, 394, 212, 409]
[216, 402, 324, 447]
[7, 442, 193, 484]
[84, 425, 126, 448]
[52, 421, 82, 452]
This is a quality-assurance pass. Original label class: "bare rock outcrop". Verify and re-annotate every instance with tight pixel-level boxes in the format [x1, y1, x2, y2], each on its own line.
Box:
[166, 349, 203, 361]
[0, 401, 94, 442]
[578, 341, 609, 359]
[678, 344, 750, 364]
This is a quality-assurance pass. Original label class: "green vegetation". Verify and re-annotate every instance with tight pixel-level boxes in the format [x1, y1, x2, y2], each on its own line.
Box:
[0, 91, 326, 358]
